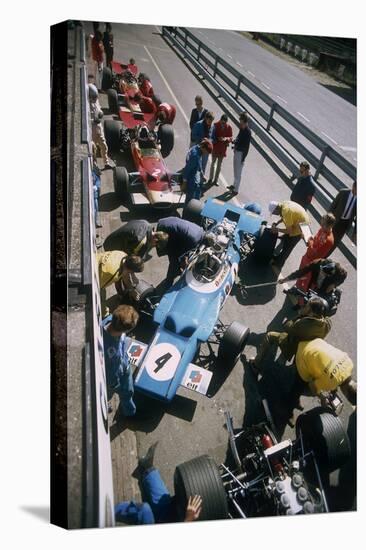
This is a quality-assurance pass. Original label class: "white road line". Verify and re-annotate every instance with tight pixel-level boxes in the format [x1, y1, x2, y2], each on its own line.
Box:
[248, 70, 256, 77]
[297, 111, 310, 123]
[236, 61, 243, 67]
[144, 46, 189, 124]
[261, 82, 271, 90]
[353, 157, 357, 161]
[155, 26, 161, 33]
[144, 46, 239, 207]
[271, 264, 290, 291]
[321, 131, 338, 145]
[339, 145, 357, 152]
[227, 54, 233, 59]
[276, 95, 288, 104]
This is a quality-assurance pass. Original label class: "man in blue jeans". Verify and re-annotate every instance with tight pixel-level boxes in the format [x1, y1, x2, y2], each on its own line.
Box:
[182, 138, 213, 204]
[102, 304, 139, 417]
[115, 443, 203, 525]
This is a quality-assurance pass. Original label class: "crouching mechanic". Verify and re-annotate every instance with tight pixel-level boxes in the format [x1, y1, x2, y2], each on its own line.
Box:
[279, 258, 347, 304]
[97, 251, 144, 316]
[102, 305, 139, 417]
[294, 338, 356, 406]
[249, 297, 331, 370]
[115, 442, 203, 525]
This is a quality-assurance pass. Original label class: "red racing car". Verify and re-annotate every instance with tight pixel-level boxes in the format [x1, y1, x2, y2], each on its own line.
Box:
[105, 122, 183, 209]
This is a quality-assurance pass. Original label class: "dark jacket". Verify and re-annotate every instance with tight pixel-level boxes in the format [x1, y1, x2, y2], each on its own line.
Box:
[157, 217, 204, 260]
[103, 220, 152, 258]
[286, 259, 347, 293]
[290, 175, 316, 210]
[233, 126, 251, 160]
[329, 188, 356, 227]
[280, 314, 332, 358]
[189, 107, 208, 130]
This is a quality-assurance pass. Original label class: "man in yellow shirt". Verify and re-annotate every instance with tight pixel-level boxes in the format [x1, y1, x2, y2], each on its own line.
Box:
[268, 200, 310, 266]
[97, 251, 144, 315]
[295, 338, 356, 405]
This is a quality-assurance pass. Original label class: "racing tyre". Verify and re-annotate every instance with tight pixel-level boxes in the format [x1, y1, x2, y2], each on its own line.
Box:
[159, 123, 174, 158]
[252, 224, 277, 263]
[134, 280, 156, 311]
[174, 455, 228, 521]
[101, 67, 113, 91]
[114, 166, 129, 201]
[218, 321, 250, 364]
[183, 199, 203, 224]
[104, 119, 122, 154]
[296, 407, 351, 473]
[107, 88, 119, 114]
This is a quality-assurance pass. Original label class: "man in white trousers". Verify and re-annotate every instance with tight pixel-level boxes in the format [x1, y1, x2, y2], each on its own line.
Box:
[228, 112, 251, 196]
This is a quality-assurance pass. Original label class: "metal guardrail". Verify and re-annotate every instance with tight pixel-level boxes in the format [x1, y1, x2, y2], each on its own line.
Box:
[162, 27, 356, 203]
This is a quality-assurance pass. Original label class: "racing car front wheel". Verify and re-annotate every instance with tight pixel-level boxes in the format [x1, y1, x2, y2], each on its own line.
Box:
[296, 407, 351, 473]
[218, 321, 250, 365]
[107, 88, 119, 114]
[252, 224, 277, 263]
[104, 119, 122, 154]
[174, 455, 228, 521]
[183, 199, 203, 225]
[133, 279, 156, 312]
[101, 67, 113, 91]
[114, 166, 129, 202]
[158, 123, 174, 158]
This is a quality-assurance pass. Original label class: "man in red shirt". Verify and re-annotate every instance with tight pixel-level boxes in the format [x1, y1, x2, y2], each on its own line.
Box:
[208, 114, 233, 186]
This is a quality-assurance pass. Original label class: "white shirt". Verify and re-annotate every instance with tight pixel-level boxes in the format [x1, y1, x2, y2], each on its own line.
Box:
[341, 192, 356, 220]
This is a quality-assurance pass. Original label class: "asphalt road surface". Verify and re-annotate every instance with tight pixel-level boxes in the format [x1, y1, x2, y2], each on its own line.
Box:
[85, 21, 357, 516]
[188, 27, 357, 165]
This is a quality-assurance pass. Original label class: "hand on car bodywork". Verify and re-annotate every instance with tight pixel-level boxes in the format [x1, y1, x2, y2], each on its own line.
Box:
[184, 495, 203, 521]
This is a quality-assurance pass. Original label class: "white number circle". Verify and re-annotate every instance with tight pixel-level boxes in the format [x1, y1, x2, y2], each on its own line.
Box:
[145, 343, 181, 382]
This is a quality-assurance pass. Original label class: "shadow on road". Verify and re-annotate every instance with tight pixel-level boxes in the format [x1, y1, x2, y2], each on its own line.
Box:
[320, 83, 356, 106]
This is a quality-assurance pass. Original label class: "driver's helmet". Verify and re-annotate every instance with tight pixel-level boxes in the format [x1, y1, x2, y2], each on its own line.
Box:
[138, 126, 150, 141]
[244, 202, 262, 215]
[88, 83, 98, 102]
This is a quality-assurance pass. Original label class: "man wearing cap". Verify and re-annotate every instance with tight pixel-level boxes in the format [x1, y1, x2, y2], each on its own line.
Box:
[248, 297, 332, 371]
[115, 442, 203, 525]
[208, 114, 233, 186]
[103, 219, 168, 259]
[290, 161, 316, 210]
[268, 200, 310, 265]
[182, 139, 213, 204]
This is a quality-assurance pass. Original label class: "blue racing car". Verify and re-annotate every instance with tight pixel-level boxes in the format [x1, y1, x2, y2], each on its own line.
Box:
[127, 197, 277, 403]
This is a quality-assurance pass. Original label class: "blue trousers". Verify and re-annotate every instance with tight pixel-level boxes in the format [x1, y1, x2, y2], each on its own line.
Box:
[114, 469, 173, 525]
[185, 180, 202, 205]
[108, 368, 136, 417]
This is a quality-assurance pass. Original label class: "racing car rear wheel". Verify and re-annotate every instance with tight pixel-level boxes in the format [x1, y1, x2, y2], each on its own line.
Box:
[101, 67, 113, 91]
[104, 119, 122, 154]
[218, 321, 250, 365]
[183, 199, 203, 224]
[252, 224, 277, 263]
[114, 166, 129, 201]
[174, 455, 228, 521]
[296, 407, 351, 473]
[133, 280, 156, 311]
[158, 123, 174, 158]
[107, 88, 119, 114]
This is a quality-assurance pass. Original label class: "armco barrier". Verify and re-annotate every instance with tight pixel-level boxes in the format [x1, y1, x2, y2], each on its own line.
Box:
[162, 27, 356, 198]
[162, 26, 356, 267]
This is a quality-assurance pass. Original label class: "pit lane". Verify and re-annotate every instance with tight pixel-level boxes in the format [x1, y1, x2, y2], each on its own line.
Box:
[86, 21, 357, 513]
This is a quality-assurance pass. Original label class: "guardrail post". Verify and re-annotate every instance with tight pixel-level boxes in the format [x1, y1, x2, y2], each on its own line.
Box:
[197, 41, 201, 61]
[235, 75, 243, 99]
[184, 30, 188, 50]
[315, 145, 331, 180]
[266, 102, 277, 131]
[213, 54, 219, 78]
